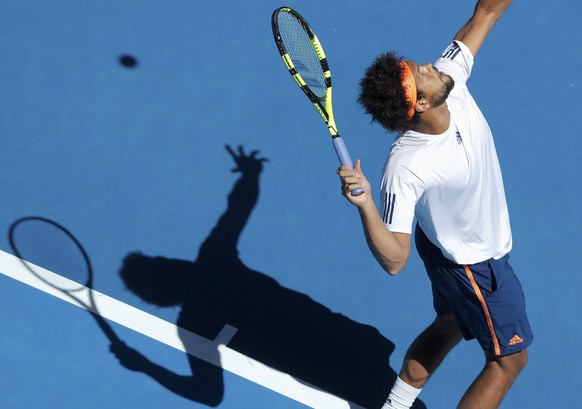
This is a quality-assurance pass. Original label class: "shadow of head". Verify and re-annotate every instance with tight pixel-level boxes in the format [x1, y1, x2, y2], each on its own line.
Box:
[119, 252, 202, 307]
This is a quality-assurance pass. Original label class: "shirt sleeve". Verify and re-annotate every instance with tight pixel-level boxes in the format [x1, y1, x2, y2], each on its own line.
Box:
[434, 41, 474, 85]
[380, 164, 424, 234]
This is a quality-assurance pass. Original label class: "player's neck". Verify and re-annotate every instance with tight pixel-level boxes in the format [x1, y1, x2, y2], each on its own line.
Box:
[412, 104, 450, 135]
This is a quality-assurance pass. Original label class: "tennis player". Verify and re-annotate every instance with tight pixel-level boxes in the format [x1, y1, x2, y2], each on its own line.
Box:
[337, 0, 532, 408]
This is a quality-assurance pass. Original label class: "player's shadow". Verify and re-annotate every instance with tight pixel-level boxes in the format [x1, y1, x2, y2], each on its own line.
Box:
[111, 145, 427, 409]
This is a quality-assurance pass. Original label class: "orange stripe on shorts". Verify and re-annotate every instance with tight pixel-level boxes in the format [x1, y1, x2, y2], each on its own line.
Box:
[463, 265, 501, 356]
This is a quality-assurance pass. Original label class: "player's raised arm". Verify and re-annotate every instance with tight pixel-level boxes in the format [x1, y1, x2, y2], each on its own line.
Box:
[454, 0, 512, 56]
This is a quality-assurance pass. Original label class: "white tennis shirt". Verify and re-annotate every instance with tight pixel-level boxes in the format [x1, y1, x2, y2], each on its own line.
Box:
[380, 41, 512, 264]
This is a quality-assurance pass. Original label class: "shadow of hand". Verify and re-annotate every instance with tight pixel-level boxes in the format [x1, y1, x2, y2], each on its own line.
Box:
[110, 341, 150, 372]
[226, 145, 268, 175]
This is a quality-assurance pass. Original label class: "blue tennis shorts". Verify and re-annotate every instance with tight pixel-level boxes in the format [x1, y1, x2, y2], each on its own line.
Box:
[415, 225, 533, 356]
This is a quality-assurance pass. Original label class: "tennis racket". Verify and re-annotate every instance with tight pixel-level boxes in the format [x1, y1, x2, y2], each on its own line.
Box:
[272, 7, 364, 196]
[8, 216, 120, 345]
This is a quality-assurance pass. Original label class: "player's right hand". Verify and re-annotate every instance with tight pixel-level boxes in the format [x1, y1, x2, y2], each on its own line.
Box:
[337, 159, 371, 206]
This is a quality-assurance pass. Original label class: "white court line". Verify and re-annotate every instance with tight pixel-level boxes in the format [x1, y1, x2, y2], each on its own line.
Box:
[0, 250, 364, 409]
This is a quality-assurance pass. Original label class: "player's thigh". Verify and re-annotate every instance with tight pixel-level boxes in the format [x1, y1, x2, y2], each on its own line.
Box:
[433, 314, 463, 342]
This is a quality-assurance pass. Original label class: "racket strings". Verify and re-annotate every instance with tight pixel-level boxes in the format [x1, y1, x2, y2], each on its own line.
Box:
[277, 12, 327, 98]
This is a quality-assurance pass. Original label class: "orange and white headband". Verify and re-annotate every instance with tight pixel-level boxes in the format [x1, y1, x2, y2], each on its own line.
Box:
[399, 62, 417, 120]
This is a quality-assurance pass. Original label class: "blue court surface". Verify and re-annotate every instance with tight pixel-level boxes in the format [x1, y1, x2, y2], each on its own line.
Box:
[1, 1, 580, 408]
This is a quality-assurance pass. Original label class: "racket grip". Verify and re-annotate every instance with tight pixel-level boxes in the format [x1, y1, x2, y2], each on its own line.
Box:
[332, 137, 365, 196]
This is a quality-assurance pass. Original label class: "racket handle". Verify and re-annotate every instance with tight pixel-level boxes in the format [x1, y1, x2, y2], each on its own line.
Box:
[332, 137, 365, 196]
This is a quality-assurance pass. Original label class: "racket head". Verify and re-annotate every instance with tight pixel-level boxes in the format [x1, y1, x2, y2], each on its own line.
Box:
[8, 216, 93, 293]
[272, 7, 331, 101]
[272, 7, 361, 190]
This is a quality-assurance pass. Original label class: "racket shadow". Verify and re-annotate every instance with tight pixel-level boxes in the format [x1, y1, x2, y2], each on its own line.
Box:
[8, 216, 122, 347]
[112, 145, 428, 409]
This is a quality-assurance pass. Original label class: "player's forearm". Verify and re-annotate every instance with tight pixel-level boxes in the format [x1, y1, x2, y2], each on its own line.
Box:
[357, 200, 408, 276]
[454, 0, 512, 56]
[475, 0, 512, 18]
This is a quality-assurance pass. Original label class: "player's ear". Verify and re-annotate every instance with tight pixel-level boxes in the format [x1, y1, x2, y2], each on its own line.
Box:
[415, 96, 429, 113]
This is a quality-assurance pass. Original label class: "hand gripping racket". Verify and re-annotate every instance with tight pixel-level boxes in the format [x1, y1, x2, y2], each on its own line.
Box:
[8, 216, 121, 345]
[272, 7, 364, 196]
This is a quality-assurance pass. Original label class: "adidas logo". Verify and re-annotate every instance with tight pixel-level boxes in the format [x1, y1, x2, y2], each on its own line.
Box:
[456, 130, 463, 145]
[509, 334, 524, 346]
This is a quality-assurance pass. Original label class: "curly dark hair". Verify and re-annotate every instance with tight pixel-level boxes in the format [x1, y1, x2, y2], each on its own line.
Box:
[358, 51, 421, 133]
